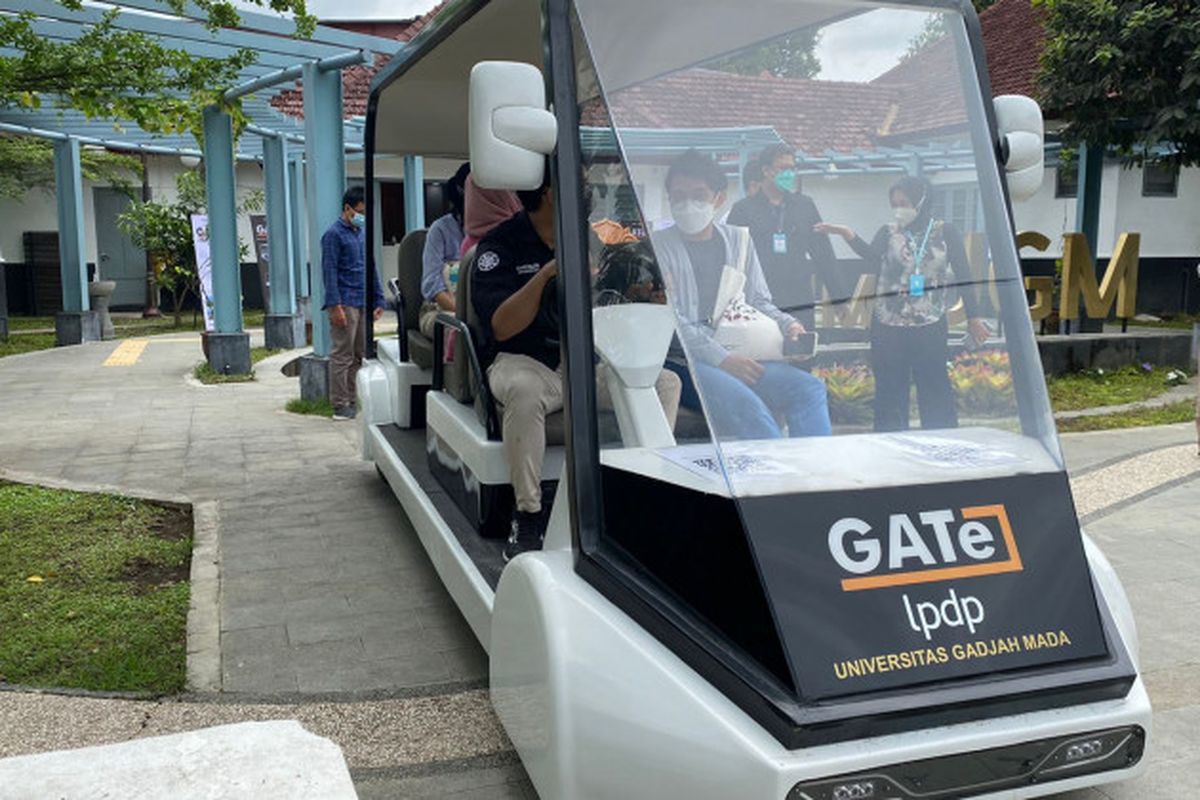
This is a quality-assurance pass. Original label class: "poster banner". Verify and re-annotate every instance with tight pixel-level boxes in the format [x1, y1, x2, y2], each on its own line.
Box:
[741, 471, 1110, 699]
[191, 214, 215, 332]
[250, 213, 271, 314]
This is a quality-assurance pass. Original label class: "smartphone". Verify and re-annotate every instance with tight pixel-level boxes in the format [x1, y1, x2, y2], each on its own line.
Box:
[784, 331, 818, 358]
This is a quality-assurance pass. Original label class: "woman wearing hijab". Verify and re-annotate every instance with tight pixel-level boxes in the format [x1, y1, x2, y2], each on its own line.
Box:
[459, 174, 524, 258]
[816, 176, 989, 432]
[420, 162, 470, 338]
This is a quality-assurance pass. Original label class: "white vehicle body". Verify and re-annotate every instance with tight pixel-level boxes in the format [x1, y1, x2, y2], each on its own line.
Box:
[358, 0, 1152, 797]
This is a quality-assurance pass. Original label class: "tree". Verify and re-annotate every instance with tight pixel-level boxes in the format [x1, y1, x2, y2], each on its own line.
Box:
[904, 2, 997, 62]
[118, 170, 263, 326]
[904, 15, 950, 61]
[1037, 0, 1200, 166]
[0, 135, 143, 200]
[710, 30, 822, 79]
[0, 0, 315, 136]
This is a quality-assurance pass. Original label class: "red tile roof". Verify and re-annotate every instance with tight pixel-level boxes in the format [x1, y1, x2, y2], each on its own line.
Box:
[272, 0, 1048, 143]
[978, 0, 1047, 98]
[598, 69, 901, 154]
[268, 3, 448, 120]
[872, 39, 968, 139]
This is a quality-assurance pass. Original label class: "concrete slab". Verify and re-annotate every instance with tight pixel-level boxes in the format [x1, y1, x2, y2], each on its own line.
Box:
[0, 721, 356, 799]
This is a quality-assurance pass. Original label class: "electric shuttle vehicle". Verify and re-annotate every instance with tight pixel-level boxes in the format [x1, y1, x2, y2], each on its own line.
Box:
[356, 0, 1151, 797]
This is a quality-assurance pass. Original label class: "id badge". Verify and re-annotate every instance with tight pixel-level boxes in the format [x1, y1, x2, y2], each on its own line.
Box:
[909, 273, 926, 297]
[772, 233, 788, 254]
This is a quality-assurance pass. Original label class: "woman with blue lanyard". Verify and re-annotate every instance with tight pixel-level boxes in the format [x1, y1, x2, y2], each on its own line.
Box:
[816, 176, 990, 431]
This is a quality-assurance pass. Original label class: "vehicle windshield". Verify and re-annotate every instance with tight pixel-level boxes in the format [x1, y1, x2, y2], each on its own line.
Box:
[574, 0, 1061, 499]
[571, 0, 1107, 704]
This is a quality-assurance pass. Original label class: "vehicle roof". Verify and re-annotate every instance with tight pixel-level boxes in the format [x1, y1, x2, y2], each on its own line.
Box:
[369, 0, 854, 158]
[370, 0, 542, 158]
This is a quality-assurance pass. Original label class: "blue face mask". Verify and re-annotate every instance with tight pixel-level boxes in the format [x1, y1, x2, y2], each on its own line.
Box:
[351, 212, 366, 228]
[773, 169, 798, 193]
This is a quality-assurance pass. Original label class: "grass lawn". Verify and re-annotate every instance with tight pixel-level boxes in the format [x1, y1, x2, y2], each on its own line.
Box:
[0, 310, 269, 360]
[193, 363, 254, 384]
[1127, 314, 1200, 331]
[1057, 401, 1196, 433]
[0, 482, 192, 694]
[286, 397, 335, 417]
[0, 332, 56, 358]
[1048, 365, 1188, 412]
[251, 346, 282, 364]
[191, 347, 279, 384]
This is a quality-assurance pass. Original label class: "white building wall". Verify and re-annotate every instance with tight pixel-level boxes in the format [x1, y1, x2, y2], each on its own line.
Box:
[1009, 162, 1200, 260]
[0, 188, 60, 265]
[0, 153, 266, 273]
[1113, 163, 1200, 258]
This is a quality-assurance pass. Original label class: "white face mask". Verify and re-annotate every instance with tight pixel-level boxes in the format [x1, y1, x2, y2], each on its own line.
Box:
[893, 206, 918, 228]
[671, 200, 716, 235]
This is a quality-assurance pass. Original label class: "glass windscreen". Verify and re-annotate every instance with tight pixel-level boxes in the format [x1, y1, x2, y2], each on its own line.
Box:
[574, 0, 1062, 499]
[571, 0, 1108, 703]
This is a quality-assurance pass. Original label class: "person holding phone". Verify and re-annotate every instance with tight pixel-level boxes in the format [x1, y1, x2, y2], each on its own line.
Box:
[815, 176, 989, 432]
[655, 150, 831, 441]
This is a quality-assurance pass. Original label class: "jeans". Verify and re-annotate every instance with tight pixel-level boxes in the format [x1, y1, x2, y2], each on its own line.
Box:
[668, 359, 831, 440]
[870, 317, 957, 432]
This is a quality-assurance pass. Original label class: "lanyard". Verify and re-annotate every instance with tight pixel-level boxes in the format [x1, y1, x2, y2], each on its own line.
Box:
[908, 218, 935, 275]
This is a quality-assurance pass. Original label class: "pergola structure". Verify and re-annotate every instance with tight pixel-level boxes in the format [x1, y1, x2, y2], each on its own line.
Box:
[0, 0, 414, 380]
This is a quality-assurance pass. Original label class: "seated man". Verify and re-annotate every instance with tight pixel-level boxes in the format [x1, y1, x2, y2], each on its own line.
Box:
[472, 172, 681, 560]
[652, 150, 832, 441]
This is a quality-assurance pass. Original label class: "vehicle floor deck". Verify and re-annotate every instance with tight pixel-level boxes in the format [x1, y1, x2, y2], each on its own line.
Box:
[377, 423, 507, 590]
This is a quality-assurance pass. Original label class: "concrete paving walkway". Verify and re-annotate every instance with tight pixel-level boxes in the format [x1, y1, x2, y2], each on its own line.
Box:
[0, 332, 525, 797]
[0, 334, 1197, 799]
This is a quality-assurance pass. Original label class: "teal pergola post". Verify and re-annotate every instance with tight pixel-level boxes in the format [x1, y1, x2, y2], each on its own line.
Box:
[403, 155, 425, 231]
[289, 156, 309, 302]
[53, 138, 99, 346]
[1073, 142, 1105, 334]
[262, 134, 304, 349]
[299, 60, 346, 401]
[0, 248, 9, 341]
[201, 105, 251, 374]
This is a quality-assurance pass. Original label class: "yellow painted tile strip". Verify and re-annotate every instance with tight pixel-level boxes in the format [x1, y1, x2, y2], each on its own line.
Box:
[103, 339, 148, 367]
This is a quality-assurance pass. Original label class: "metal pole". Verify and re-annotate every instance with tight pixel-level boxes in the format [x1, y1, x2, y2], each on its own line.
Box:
[289, 156, 309, 300]
[53, 138, 89, 316]
[201, 106, 252, 373]
[403, 155, 425, 231]
[263, 135, 295, 316]
[0, 250, 9, 341]
[223, 49, 367, 103]
[1075, 143, 1103, 257]
[1074, 142, 1105, 333]
[302, 60, 345, 360]
[141, 153, 161, 317]
[202, 107, 243, 334]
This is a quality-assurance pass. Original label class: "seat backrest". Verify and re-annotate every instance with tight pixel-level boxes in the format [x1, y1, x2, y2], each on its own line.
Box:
[396, 229, 427, 333]
[459, 249, 491, 421]
[443, 247, 477, 404]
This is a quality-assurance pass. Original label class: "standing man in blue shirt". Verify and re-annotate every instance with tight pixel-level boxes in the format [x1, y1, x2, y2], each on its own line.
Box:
[322, 186, 385, 420]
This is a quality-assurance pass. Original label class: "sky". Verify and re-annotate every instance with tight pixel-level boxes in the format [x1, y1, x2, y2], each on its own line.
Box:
[815, 8, 934, 82]
[234, 0, 440, 23]
[231, 0, 930, 83]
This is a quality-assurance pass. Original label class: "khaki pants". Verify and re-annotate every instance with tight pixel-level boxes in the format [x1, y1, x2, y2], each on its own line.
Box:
[330, 306, 365, 410]
[487, 352, 682, 513]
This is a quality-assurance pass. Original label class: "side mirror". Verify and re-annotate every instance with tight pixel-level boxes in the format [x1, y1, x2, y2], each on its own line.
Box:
[994, 94, 1044, 202]
[469, 61, 558, 191]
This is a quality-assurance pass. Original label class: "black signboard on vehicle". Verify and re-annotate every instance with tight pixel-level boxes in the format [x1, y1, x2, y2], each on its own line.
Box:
[741, 471, 1110, 699]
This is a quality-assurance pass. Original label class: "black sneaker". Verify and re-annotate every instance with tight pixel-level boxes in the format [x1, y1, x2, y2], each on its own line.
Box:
[503, 510, 545, 562]
[333, 406, 356, 421]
